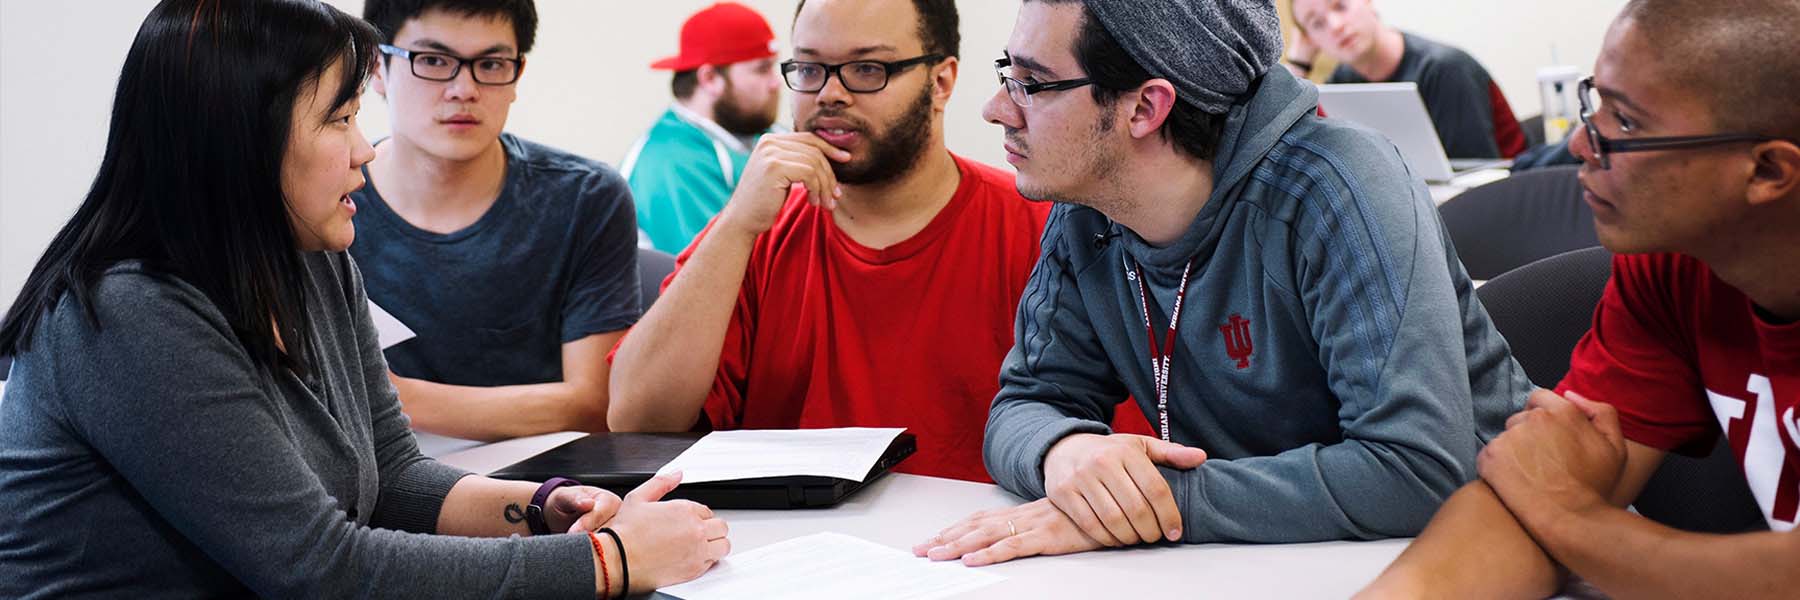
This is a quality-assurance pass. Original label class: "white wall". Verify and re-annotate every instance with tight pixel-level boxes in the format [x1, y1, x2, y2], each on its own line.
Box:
[0, 0, 1626, 306]
[1373, 0, 1627, 118]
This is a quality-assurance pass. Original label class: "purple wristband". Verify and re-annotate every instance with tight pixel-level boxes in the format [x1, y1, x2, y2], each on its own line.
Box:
[527, 477, 580, 535]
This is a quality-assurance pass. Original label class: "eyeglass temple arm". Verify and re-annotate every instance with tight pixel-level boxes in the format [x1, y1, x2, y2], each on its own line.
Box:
[1604, 133, 1779, 152]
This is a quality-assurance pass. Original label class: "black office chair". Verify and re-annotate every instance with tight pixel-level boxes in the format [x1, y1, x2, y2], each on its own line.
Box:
[1440, 165, 1599, 280]
[1520, 114, 1546, 149]
[637, 247, 677, 312]
[1479, 247, 1766, 534]
[1478, 246, 1612, 387]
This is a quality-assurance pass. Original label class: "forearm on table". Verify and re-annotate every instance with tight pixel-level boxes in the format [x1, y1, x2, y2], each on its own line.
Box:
[983, 396, 1114, 500]
[440, 476, 625, 598]
[437, 475, 544, 538]
[1163, 436, 1470, 544]
[1359, 481, 1563, 599]
[397, 376, 606, 441]
[607, 225, 757, 431]
[1522, 493, 1798, 600]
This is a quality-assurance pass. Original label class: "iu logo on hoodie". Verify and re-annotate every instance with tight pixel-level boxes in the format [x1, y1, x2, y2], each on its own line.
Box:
[1219, 314, 1253, 369]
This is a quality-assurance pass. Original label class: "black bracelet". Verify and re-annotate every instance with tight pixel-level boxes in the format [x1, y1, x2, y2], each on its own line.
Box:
[599, 527, 628, 597]
[1289, 59, 1314, 74]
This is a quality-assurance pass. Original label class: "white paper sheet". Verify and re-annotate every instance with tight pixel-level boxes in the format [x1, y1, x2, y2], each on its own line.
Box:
[659, 532, 1003, 600]
[365, 300, 416, 349]
[655, 427, 906, 484]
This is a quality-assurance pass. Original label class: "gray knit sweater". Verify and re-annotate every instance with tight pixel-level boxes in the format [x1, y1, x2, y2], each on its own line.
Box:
[0, 253, 593, 598]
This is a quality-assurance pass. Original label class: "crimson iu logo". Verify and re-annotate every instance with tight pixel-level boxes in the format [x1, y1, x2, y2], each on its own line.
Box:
[1219, 314, 1253, 369]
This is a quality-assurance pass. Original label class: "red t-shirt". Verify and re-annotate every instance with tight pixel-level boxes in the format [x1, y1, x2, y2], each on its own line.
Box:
[654, 154, 1150, 482]
[1559, 253, 1800, 531]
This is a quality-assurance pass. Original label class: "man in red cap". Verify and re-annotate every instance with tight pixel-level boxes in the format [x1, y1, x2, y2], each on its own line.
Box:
[625, 2, 786, 254]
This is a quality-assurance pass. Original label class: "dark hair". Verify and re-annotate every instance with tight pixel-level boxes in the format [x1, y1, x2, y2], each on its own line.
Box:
[909, 0, 960, 59]
[364, 0, 538, 55]
[0, 0, 380, 376]
[794, 0, 960, 59]
[671, 69, 699, 100]
[1621, 0, 1800, 140]
[1028, 0, 1226, 161]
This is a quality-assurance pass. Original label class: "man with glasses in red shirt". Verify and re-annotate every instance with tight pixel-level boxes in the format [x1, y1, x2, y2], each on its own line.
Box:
[607, 0, 1148, 483]
[1362, 1, 1800, 597]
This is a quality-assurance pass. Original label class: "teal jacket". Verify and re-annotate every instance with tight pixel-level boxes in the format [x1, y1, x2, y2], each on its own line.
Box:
[984, 68, 1530, 543]
[622, 106, 767, 254]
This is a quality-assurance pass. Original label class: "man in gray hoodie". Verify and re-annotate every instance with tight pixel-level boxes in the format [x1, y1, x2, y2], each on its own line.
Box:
[915, 0, 1529, 566]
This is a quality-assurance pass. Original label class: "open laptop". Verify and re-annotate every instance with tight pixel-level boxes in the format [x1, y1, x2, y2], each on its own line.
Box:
[489, 432, 917, 509]
[1316, 82, 1509, 183]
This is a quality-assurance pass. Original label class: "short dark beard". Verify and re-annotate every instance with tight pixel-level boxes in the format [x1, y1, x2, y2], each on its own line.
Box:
[1013, 110, 1122, 208]
[820, 84, 935, 185]
[712, 76, 778, 136]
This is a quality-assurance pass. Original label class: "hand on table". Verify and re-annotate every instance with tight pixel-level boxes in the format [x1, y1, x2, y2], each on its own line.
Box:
[1042, 433, 1207, 547]
[604, 473, 732, 594]
[913, 498, 1107, 566]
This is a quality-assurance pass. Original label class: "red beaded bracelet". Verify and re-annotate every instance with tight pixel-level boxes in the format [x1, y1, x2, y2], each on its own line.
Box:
[589, 530, 612, 598]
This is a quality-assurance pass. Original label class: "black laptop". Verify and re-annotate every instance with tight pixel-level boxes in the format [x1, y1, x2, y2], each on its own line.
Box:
[488, 432, 916, 509]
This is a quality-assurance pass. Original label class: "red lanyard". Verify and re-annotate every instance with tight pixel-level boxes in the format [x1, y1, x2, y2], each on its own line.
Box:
[1131, 258, 1195, 442]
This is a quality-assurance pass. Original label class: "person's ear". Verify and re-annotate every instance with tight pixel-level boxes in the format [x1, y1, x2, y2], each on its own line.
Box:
[1745, 140, 1800, 207]
[697, 64, 728, 97]
[1126, 79, 1179, 141]
[372, 58, 390, 98]
[929, 56, 959, 112]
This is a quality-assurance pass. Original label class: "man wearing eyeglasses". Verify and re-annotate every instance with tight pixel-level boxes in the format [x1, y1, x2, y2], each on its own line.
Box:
[350, 0, 641, 441]
[1362, 1, 1800, 597]
[913, 0, 1527, 565]
[608, 0, 1151, 483]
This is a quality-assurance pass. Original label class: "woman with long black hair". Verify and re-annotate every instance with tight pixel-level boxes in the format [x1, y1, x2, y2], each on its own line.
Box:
[0, 1, 725, 597]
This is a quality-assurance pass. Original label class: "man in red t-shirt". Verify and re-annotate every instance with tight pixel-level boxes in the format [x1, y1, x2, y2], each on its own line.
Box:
[1362, 1, 1800, 597]
[607, 0, 1148, 483]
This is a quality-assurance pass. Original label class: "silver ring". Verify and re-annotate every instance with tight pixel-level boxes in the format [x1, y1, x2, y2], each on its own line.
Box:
[1007, 519, 1017, 537]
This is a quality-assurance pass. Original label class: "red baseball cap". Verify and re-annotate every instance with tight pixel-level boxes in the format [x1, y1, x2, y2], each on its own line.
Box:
[650, 3, 779, 71]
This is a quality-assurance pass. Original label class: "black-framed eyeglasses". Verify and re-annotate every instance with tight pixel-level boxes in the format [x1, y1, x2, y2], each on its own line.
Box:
[780, 54, 945, 93]
[994, 56, 1093, 108]
[1577, 76, 1785, 170]
[377, 44, 523, 85]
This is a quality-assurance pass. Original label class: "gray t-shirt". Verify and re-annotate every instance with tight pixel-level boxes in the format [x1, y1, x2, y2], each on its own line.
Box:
[350, 134, 640, 386]
[0, 255, 594, 598]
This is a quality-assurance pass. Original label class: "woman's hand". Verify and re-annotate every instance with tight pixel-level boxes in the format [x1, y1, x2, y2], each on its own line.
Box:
[604, 473, 731, 594]
[544, 485, 622, 534]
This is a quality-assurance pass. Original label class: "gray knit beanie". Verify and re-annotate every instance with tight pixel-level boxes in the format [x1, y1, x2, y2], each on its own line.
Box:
[1081, 0, 1284, 114]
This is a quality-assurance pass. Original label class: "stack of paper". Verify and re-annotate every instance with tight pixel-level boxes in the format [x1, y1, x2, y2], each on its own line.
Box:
[659, 532, 1004, 600]
[656, 427, 906, 483]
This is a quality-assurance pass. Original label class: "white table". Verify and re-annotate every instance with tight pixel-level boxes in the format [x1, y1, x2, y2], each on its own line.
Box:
[431, 432, 1412, 599]
[1428, 167, 1512, 205]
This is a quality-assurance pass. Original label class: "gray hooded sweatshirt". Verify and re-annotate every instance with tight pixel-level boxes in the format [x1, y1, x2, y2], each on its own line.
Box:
[984, 67, 1530, 543]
